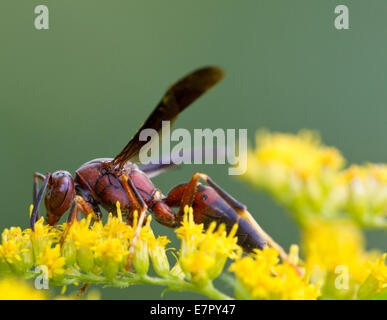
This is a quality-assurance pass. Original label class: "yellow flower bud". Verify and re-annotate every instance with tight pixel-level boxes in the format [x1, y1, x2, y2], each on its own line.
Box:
[35, 245, 66, 280]
[76, 246, 95, 274]
[169, 261, 185, 280]
[176, 208, 241, 285]
[149, 236, 170, 278]
[101, 259, 120, 281]
[94, 238, 128, 280]
[132, 239, 149, 276]
[61, 239, 77, 267]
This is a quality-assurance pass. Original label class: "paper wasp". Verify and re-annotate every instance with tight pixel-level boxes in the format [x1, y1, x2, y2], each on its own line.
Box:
[30, 66, 292, 269]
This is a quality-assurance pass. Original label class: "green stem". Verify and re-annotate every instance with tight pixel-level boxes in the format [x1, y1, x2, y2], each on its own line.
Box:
[140, 275, 233, 300]
[38, 271, 233, 300]
[195, 280, 233, 300]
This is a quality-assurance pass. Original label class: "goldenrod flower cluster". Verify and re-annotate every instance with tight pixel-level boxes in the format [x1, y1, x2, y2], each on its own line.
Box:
[0, 203, 242, 299]
[242, 130, 387, 228]
[365, 254, 387, 293]
[229, 246, 320, 300]
[0, 202, 327, 300]
[59, 202, 169, 280]
[0, 215, 60, 278]
[176, 206, 242, 285]
[340, 164, 387, 226]
[303, 220, 372, 283]
[240, 129, 387, 300]
[301, 219, 386, 299]
[0, 203, 174, 290]
[1, 127, 386, 301]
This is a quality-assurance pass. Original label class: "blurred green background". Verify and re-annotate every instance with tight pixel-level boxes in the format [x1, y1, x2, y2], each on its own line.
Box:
[1, 0, 386, 299]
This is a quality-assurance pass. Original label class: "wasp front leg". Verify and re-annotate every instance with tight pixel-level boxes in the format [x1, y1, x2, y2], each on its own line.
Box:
[59, 195, 101, 247]
[65, 195, 101, 224]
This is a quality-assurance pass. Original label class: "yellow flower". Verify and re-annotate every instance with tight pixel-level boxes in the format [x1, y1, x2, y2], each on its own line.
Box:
[302, 219, 378, 288]
[0, 227, 25, 264]
[247, 130, 344, 181]
[99, 202, 133, 241]
[131, 213, 154, 275]
[63, 215, 100, 273]
[25, 217, 59, 259]
[229, 247, 320, 300]
[0, 227, 33, 274]
[175, 207, 204, 266]
[65, 215, 100, 250]
[92, 203, 132, 278]
[0, 278, 47, 300]
[58, 202, 156, 277]
[94, 238, 129, 279]
[344, 164, 387, 183]
[35, 244, 66, 280]
[340, 164, 387, 225]
[176, 206, 242, 284]
[94, 237, 128, 263]
[148, 235, 171, 278]
[169, 261, 185, 280]
[241, 130, 346, 224]
[366, 253, 387, 293]
[241, 130, 387, 227]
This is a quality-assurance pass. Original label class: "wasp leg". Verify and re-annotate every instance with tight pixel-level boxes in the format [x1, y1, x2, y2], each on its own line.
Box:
[59, 201, 79, 247]
[32, 172, 46, 222]
[173, 173, 206, 219]
[75, 186, 103, 221]
[71, 195, 101, 222]
[60, 195, 100, 297]
[78, 283, 90, 297]
[30, 173, 51, 231]
[59, 195, 100, 247]
[119, 174, 148, 271]
[33, 172, 46, 203]
[174, 172, 299, 272]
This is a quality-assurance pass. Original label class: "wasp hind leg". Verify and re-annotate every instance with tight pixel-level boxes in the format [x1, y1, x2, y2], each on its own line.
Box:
[170, 172, 299, 272]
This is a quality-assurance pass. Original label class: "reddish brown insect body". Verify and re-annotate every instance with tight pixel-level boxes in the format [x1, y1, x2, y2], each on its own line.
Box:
[31, 66, 291, 271]
[74, 158, 177, 228]
[34, 157, 266, 251]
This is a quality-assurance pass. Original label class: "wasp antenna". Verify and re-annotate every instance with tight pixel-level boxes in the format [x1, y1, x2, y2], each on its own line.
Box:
[30, 173, 50, 231]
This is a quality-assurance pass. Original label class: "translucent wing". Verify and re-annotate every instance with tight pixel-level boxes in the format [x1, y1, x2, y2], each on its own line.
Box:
[112, 66, 224, 167]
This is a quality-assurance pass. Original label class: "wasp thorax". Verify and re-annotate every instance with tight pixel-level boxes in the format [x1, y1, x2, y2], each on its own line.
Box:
[44, 170, 74, 225]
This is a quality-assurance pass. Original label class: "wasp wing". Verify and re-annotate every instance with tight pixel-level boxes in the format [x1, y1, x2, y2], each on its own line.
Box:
[138, 146, 227, 178]
[113, 66, 224, 167]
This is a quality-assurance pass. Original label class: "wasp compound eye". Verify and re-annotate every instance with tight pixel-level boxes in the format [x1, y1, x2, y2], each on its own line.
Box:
[45, 170, 74, 225]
